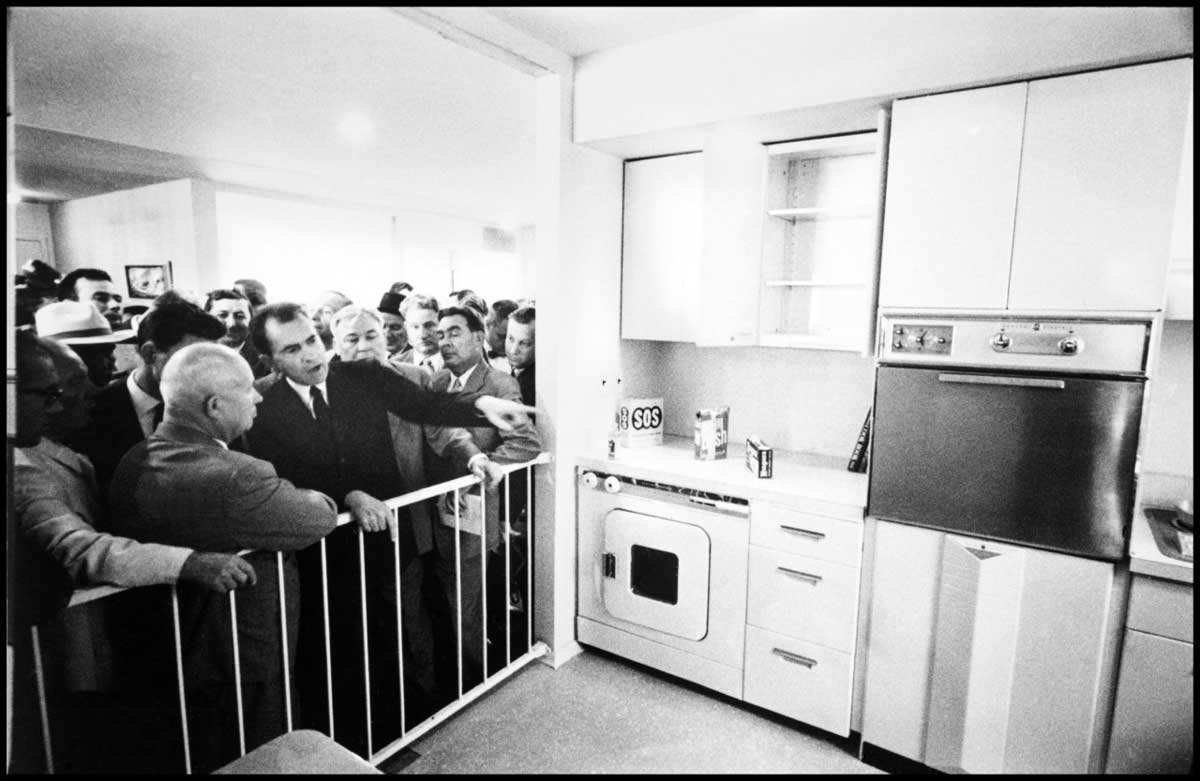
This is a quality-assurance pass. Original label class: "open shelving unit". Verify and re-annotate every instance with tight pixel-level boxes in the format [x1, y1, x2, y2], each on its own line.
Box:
[758, 130, 885, 353]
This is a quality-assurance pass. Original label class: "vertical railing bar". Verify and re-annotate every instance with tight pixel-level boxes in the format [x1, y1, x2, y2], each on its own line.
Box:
[321, 538, 334, 741]
[358, 528, 373, 759]
[480, 485, 488, 680]
[504, 474, 512, 665]
[30, 625, 54, 775]
[393, 507, 406, 736]
[454, 488, 463, 699]
[526, 465, 533, 649]
[230, 593, 246, 756]
[276, 552, 293, 734]
[171, 587, 193, 774]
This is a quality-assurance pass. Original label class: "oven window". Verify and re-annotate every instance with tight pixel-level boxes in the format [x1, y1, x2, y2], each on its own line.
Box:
[629, 545, 679, 605]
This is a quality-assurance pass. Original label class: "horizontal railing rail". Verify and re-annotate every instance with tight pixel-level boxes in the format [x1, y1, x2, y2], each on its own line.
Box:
[25, 452, 551, 774]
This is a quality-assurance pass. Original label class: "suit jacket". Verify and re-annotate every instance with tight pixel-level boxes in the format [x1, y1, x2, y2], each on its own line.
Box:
[427, 359, 541, 551]
[108, 421, 338, 686]
[515, 363, 535, 409]
[71, 377, 144, 497]
[392, 347, 441, 374]
[385, 361, 479, 555]
[238, 339, 272, 379]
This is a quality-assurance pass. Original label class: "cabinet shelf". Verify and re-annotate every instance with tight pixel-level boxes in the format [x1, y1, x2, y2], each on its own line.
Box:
[767, 206, 874, 222]
[758, 333, 867, 352]
[764, 280, 868, 288]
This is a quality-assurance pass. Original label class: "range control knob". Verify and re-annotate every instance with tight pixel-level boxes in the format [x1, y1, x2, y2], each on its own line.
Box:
[1058, 337, 1080, 355]
[603, 475, 622, 494]
[990, 332, 1011, 350]
[581, 471, 599, 489]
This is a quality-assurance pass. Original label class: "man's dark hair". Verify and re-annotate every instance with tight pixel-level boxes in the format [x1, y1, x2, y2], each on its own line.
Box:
[378, 291, 406, 316]
[509, 305, 536, 325]
[204, 288, 248, 312]
[57, 268, 113, 302]
[438, 305, 485, 334]
[389, 281, 413, 295]
[250, 302, 308, 357]
[233, 278, 268, 308]
[136, 291, 226, 350]
[489, 299, 519, 322]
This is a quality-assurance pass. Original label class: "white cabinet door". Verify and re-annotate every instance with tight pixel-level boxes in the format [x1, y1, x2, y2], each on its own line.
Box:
[878, 83, 1026, 310]
[1009, 59, 1192, 311]
[620, 152, 703, 341]
[1104, 629, 1194, 774]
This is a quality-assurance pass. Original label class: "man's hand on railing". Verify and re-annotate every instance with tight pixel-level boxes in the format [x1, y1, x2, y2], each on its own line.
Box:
[474, 396, 537, 432]
[178, 552, 258, 593]
[345, 490, 398, 541]
[469, 454, 505, 489]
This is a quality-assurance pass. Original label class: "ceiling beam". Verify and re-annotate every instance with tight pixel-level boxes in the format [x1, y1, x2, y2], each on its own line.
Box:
[386, 7, 573, 77]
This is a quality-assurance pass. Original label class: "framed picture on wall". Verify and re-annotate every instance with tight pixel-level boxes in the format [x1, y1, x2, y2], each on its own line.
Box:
[125, 263, 171, 299]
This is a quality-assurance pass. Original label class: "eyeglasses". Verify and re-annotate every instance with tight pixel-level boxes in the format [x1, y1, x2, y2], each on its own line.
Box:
[20, 385, 64, 407]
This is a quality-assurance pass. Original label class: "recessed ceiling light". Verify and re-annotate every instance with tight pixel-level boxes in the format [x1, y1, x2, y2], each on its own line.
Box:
[338, 112, 375, 145]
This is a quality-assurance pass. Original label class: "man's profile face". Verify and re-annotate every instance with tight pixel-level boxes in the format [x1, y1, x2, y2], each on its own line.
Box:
[73, 278, 123, 328]
[380, 311, 407, 355]
[209, 297, 252, 347]
[506, 320, 535, 370]
[485, 314, 508, 356]
[405, 308, 439, 356]
[437, 314, 483, 375]
[264, 315, 330, 386]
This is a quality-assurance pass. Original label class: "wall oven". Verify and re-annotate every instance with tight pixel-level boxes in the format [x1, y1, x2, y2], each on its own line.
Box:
[868, 313, 1151, 560]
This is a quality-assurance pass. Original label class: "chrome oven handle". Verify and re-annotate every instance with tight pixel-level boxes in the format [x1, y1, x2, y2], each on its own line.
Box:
[772, 648, 817, 668]
[779, 524, 825, 540]
[777, 566, 823, 584]
[938, 374, 1065, 390]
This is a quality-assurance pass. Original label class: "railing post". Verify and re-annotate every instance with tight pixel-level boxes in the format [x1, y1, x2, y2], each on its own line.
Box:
[276, 552, 293, 734]
[229, 593, 246, 757]
[481, 486, 488, 679]
[504, 474, 512, 665]
[170, 587, 193, 774]
[393, 507, 406, 737]
[454, 488, 463, 699]
[320, 538, 334, 741]
[357, 528, 373, 758]
[526, 464, 533, 649]
[30, 625, 54, 775]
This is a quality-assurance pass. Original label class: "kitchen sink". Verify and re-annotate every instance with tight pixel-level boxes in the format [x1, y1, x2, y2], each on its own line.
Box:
[1143, 508, 1194, 562]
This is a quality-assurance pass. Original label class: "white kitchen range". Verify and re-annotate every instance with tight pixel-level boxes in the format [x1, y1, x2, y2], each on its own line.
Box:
[582, 55, 1192, 775]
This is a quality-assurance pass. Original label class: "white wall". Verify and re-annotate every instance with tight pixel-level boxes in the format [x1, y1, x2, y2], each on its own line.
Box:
[574, 7, 1192, 144]
[1144, 321, 1194, 477]
[14, 201, 55, 267]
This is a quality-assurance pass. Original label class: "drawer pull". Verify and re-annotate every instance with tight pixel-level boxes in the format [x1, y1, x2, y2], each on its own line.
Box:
[777, 566, 822, 584]
[779, 524, 825, 540]
[772, 648, 818, 668]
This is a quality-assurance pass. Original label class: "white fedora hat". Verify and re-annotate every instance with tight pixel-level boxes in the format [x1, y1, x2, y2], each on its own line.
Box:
[35, 300, 136, 345]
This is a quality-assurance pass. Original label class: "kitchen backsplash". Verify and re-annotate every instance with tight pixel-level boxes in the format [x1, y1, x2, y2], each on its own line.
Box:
[624, 320, 1193, 476]
[1142, 320, 1194, 477]
[621, 340, 875, 458]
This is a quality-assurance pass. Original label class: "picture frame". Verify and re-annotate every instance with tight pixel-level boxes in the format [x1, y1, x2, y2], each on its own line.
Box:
[125, 263, 172, 299]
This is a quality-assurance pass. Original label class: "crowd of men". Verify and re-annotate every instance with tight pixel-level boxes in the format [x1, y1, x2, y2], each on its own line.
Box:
[11, 259, 540, 772]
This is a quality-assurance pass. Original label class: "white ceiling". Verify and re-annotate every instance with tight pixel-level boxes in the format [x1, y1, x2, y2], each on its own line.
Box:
[485, 7, 756, 57]
[12, 6, 540, 226]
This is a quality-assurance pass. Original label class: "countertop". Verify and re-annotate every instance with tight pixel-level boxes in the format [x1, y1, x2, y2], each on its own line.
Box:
[1130, 472, 1193, 585]
[577, 435, 868, 512]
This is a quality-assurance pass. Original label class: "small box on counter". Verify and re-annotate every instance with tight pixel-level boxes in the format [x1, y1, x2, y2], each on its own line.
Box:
[745, 436, 773, 478]
[616, 397, 664, 448]
[694, 405, 729, 461]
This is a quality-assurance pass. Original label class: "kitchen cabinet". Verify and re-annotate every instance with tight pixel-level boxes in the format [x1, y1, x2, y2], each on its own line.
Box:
[742, 499, 863, 736]
[758, 125, 886, 353]
[879, 58, 1192, 313]
[1166, 93, 1193, 320]
[860, 519, 1121, 773]
[620, 152, 704, 341]
[1105, 574, 1193, 774]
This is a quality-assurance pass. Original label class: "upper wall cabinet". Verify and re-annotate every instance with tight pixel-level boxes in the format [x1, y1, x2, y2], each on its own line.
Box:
[620, 152, 704, 341]
[879, 58, 1193, 313]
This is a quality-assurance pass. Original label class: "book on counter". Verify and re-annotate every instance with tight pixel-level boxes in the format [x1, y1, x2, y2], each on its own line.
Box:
[847, 407, 871, 473]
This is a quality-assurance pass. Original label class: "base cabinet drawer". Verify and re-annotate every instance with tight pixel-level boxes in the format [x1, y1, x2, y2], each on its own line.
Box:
[743, 625, 852, 736]
[746, 546, 859, 652]
[750, 504, 863, 565]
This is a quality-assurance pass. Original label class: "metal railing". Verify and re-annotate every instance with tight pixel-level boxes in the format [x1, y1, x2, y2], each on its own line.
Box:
[22, 453, 550, 774]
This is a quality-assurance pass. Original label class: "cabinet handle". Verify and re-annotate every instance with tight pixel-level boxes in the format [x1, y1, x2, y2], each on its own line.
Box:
[772, 648, 817, 668]
[777, 566, 823, 584]
[938, 373, 1065, 390]
[779, 524, 825, 540]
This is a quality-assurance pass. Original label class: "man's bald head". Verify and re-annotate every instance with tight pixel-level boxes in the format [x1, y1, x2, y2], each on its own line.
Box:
[161, 342, 261, 442]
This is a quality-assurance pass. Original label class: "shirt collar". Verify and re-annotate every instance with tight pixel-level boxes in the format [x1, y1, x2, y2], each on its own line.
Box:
[448, 361, 479, 389]
[285, 376, 329, 410]
[127, 371, 160, 416]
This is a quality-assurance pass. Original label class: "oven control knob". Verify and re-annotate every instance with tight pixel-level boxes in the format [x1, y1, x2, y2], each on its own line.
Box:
[603, 475, 622, 494]
[581, 471, 599, 489]
[991, 332, 1011, 350]
[1058, 337, 1080, 355]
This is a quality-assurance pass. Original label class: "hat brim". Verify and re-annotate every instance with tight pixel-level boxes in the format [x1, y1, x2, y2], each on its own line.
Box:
[53, 328, 136, 346]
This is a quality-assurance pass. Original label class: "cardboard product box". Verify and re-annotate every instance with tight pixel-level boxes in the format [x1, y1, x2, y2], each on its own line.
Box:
[694, 406, 729, 460]
[745, 436, 773, 478]
[617, 397, 664, 447]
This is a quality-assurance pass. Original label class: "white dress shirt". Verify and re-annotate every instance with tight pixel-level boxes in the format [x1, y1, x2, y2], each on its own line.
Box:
[285, 376, 330, 419]
[127, 372, 163, 438]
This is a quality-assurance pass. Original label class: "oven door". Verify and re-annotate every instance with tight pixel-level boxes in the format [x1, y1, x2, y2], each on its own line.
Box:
[868, 366, 1144, 560]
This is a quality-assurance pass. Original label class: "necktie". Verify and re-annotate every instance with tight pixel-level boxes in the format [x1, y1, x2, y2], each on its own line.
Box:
[151, 403, 164, 430]
[310, 386, 331, 425]
[449, 375, 463, 393]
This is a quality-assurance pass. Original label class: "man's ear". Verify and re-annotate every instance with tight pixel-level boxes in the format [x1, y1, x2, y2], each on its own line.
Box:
[137, 341, 157, 367]
[203, 394, 222, 418]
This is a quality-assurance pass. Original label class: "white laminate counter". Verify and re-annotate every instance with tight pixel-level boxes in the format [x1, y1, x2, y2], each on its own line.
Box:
[577, 435, 868, 512]
[1130, 472, 1193, 585]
